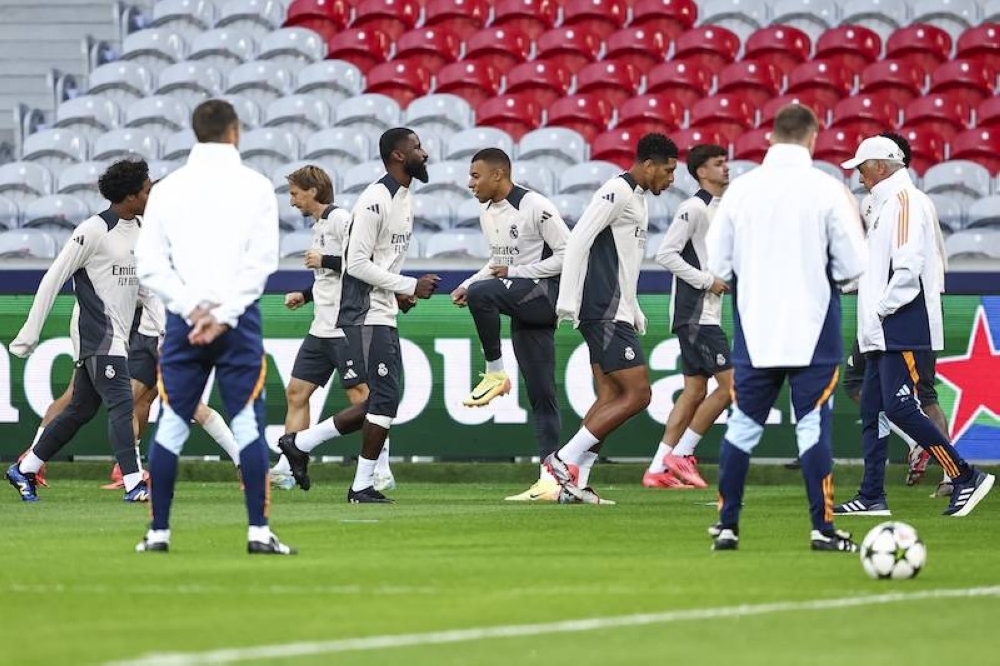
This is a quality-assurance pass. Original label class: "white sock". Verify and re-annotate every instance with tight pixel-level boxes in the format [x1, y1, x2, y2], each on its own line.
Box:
[31, 426, 44, 448]
[248, 525, 271, 543]
[889, 422, 919, 451]
[557, 426, 600, 462]
[145, 528, 170, 544]
[672, 429, 703, 457]
[577, 451, 598, 488]
[200, 408, 240, 466]
[352, 456, 377, 492]
[296, 418, 341, 453]
[486, 358, 504, 373]
[19, 451, 45, 474]
[123, 471, 143, 492]
[647, 442, 673, 473]
[375, 439, 391, 475]
[540, 464, 555, 482]
[271, 455, 291, 475]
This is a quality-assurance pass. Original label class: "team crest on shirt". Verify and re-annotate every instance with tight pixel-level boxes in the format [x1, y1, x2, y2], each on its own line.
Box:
[377, 363, 388, 377]
[624, 347, 636, 361]
[509, 224, 519, 239]
[105, 365, 116, 379]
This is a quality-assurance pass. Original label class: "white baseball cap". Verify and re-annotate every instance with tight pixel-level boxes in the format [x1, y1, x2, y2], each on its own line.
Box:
[840, 136, 906, 170]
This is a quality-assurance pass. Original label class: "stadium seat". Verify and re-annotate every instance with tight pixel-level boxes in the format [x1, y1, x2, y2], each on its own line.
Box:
[475, 95, 544, 141]
[950, 129, 1000, 174]
[770, 0, 839, 42]
[217, 0, 284, 39]
[645, 61, 714, 108]
[512, 162, 556, 196]
[558, 161, 621, 194]
[351, 0, 421, 39]
[147, 160, 182, 182]
[895, 126, 946, 175]
[546, 95, 616, 142]
[21, 129, 88, 175]
[364, 61, 433, 106]
[840, 0, 906, 42]
[503, 61, 573, 108]
[886, 24, 953, 74]
[516, 127, 589, 171]
[454, 198, 483, 229]
[603, 28, 671, 74]
[0, 229, 58, 259]
[956, 24, 1000, 68]
[831, 94, 902, 136]
[446, 127, 515, 162]
[923, 160, 992, 201]
[535, 27, 604, 74]
[716, 60, 784, 107]
[733, 128, 772, 161]
[813, 127, 868, 166]
[124, 96, 190, 133]
[187, 28, 257, 69]
[463, 27, 533, 72]
[574, 60, 643, 107]
[930, 193, 965, 232]
[644, 196, 670, 232]
[403, 94, 473, 137]
[303, 127, 369, 173]
[91, 129, 159, 162]
[257, 27, 328, 68]
[54, 96, 120, 140]
[591, 128, 651, 169]
[929, 60, 998, 107]
[945, 229, 1000, 259]
[342, 160, 387, 194]
[434, 60, 503, 107]
[393, 27, 462, 72]
[728, 159, 759, 180]
[22, 194, 90, 230]
[280, 229, 312, 256]
[57, 161, 108, 211]
[151, 0, 216, 38]
[988, 0, 1000, 21]
[489, 0, 558, 39]
[86, 62, 153, 109]
[812, 160, 846, 183]
[294, 60, 363, 109]
[786, 60, 856, 109]
[333, 94, 401, 133]
[0, 162, 53, 203]
[966, 195, 1000, 230]
[910, 0, 978, 38]
[549, 193, 589, 227]
[239, 128, 300, 174]
[424, 229, 490, 259]
[743, 25, 812, 76]
[0, 196, 19, 231]
[976, 96, 1000, 130]
[759, 95, 833, 128]
[561, 0, 629, 39]
[155, 62, 224, 108]
[424, 0, 489, 40]
[670, 129, 728, 160]
[162, 129, 197, 162]
[903, 93, 971, 139]
[264, 95, 330, 137]
[670, 161, 700, 195]
[616, 95, 685, 132]
[859, 60, 927, 107]
[325, 28, 392, 74]
[119, 29, 187, 75]
[814, 25, 883, 75]
[283, 0, 350, 42]
[672, 26, 741, 71]
[225, 61, 292, 109]
[412, 196, 454, 231]
[629, 0, 699, 41]
[689, 95, 756, 144]
[419, 161, 473, 205]
[699, 0, 767, 42]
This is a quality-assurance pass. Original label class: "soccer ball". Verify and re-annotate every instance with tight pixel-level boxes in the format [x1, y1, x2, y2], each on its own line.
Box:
[860, 521, 927, 580]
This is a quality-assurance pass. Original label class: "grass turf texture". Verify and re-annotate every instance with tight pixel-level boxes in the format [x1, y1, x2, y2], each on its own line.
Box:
[2, 464, 998, 666]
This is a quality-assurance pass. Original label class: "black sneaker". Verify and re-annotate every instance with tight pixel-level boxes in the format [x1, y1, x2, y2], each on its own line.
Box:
[277, 432, 311, 491]
[811, 529, 858, 552]
[248, 534, 297, 555]
[712, 527, 739, 550]
[347, 486, 393, 503]
[833, 494, 891, 516]
[943, 468, 995, 517]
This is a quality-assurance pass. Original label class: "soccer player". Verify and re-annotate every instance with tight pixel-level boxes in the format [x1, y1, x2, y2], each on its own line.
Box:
[643, 144, 732, 490]
[134, 99, 293, 554]
[5, 159, 152, 503]
[706, 105, 867, 552]
[544, 133, 678, 505]
[450, 148, 570, 502]
[277, 128, 440, 502]
[834, 135, 995, 518]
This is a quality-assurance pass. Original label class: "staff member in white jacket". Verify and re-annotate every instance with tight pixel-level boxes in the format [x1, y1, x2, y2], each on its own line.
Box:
[834, 136, 994, 518]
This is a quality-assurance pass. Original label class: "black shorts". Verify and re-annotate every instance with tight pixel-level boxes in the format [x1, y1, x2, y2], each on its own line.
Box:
[128, 332, 160, 389]
[291, 334, 364, 389]
[357, 325, 402, 418]
[844, 340, 938, 405]
[675, 324, 732, 377]
[579, 320, 645, 374]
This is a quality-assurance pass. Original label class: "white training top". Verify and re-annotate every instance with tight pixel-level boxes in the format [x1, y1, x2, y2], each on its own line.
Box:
[308, 204, 352, 338]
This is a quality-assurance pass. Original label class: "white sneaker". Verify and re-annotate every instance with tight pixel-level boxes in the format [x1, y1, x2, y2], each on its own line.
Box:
[504, 478, 560, 501]
[374, 471, 396, 492]
[269, 471, 295, 491]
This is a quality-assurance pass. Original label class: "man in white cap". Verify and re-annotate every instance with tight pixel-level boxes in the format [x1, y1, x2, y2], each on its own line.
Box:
[834, 136, 994, 518]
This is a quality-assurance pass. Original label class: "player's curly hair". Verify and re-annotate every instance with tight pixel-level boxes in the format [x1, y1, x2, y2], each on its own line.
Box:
[879, 131, 912, 169]
[636, 133, 679, 163]
[98, 159, 149, 204]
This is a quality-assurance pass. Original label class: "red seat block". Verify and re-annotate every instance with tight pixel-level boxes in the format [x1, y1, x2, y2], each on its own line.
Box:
[535, 27, 604, 73]
[904, 93, 971, 139]
[284, 0, 350, 41]
[744, 25, 812, 76]
[895, 126, 946, 176]
[976, 96, 1000, 129]
[814, 126, 868, 167]
[435, 59, 502, 106]
[957, 24, 1000, 69]
[630, 0, 698, 41]
[490, 0, 559, 39]
[350, 0, 420, 39]
[787, 60, 856, 109]
[646, 61, 713, 107]
[717, 60, 784, 107]
[364, 61, 432, 107]
[464, 27, 532, 71]
[831, 94, 902, 134]
[575, 60, 643, 106]
[886, 24, 953, 75]
[476, 94, 544, 141]
[672, 25, 740, 71]
[671, 128, 728, 160]
[604, 27, 670, 73]
[859, 59, 927, 107]
[562, 0, 629, 39]
[759, 94, 833, 128]
[393, 27, 462, 72]
[592, 127, 649, 168]
[734, 128, 772, 162]
[690, 94, 756, 143]
[815, 25, 882, 75]
[616, 94, 685, 131]
[929, 59, 998, 107]
[950, 128, 1000, 174]
[424, 0, 489, 40]
[546, 94, 616, 141]
[504, 61, 573, 107]
[326, 28, 392, 73]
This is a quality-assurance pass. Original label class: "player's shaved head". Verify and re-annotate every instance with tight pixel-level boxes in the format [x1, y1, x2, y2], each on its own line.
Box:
[470, 148, 512, 175]
[772, 104, 819, 144]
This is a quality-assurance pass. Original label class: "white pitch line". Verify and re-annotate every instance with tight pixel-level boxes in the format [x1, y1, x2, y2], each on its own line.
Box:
[106, 585, 1000, 666]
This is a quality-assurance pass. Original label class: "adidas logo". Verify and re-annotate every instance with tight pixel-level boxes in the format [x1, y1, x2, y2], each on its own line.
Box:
[540, 211, 552, 222]
[343, 369, 358, 380]
[501, 279, 512, 289]
[366, 203, 381, 215]
[601, 193, 615, 203]
[895, 385, 912, 399]
[72, 236, 84, 246]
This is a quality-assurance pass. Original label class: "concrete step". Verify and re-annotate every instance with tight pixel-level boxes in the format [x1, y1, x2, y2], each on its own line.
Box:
[0, 23, 119, 42]
[0, 58, 88, 77]
[0, 40, 94, 62]
[0, 5, 118, 24]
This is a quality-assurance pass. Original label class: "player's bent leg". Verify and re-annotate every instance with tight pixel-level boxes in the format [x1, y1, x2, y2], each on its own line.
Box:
[646, 376, 704, 486]
[17, 376, 76, 489]
[284, 377, 318, 434]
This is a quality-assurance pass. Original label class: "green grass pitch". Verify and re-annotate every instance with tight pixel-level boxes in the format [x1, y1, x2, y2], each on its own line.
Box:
[2, 464, 998, 666]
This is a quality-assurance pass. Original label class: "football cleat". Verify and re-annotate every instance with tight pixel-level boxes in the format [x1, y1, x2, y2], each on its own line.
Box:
[943, 469, 995, 517]
[374, 471, 396, 492]
[248, 534, 297, 555]
[6, 463, 40, 502]
[505, 478, 560, 502]
[347, 486, 393, 504]
[712, 528, 739, 551]
[462, 371, 512, 407]
[135, 537, 169, 553]
[543, 452, 579, 488]
[663, 454, 708, 488]
[276, 433, 311, 491]
[906, 448, 931, 486]
[557, 485, 616, 505]
[269, 471, 296, 491]
[832, 495, 891, 516]
[810, 528, 858, 552]
[17, 450, 47, 487]
[642, 471, 694, 489]
[123, 481, 150, 503]
[707, 521, 723, 537]
[931, 480, 954, 498]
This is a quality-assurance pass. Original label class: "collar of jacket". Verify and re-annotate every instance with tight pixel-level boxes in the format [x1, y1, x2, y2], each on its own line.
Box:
[761, 143, 812, 167]
[869, 167, 913, 211]
[187, 142, 241, 165]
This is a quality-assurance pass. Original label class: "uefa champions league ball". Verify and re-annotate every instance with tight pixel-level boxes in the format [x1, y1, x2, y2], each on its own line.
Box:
[860, 521, 927, 580]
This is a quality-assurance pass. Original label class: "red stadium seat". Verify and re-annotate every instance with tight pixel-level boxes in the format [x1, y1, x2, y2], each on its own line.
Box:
[646, 61, 713, 107]
[759, 94, 833, 128]
[950, 128, 1000, 173]
[561, 0, 629, 39]
[545, 94, 616, 141]
[504, 61, 573, 107]
[814, 25, 882, 75]
[535, 27, 604, 73]
[283, 0, 350, 42]
[671, 128, 728, 159]
[672, 26, 740, 71]
[326, 28, 392, 73]
[435, 59, 502, 106]
[977, 96, 1000, 130]
[630, 0, 698, 41]
[717, 60, 784, 107]
[886, 24, 953, 75]
[689, 94, 756, 143]
[929, 59, 998, 107]
[364, 61, 432, 107]
[476, 94, 544, 141]
[743, 25, 812, 76]
[592, 128, 649, 168]
[616, 95, 685, 131]
[575, 60, 643, 106]
[464, 27, 532, 71]
[859, 59, 927, 107]
[813, 126, 868, 167]
[895, 126, 946, 176]
[787, 60, 855, 109]
[831, 94, 902, 134]
[393, 28, 462, 72]
[490, 0, 559, 39]
[350, 0, 420, 39]
[424, 0, 489, 40]
[604, 27, 671, 73]
[956, 24, 1000, 69]
[903, 93, 971, 139]
[734, 128, 772, 161]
